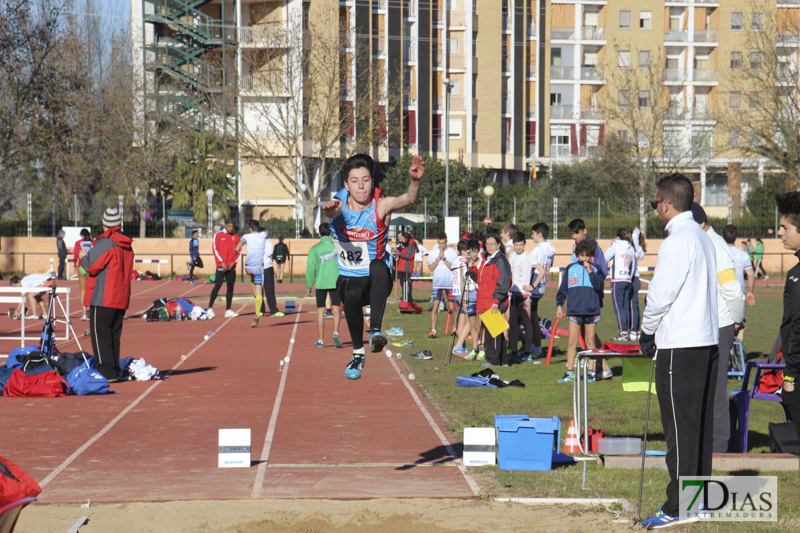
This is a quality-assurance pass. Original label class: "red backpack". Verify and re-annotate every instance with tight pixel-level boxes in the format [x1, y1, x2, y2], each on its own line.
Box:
[0, 455, 42, 508]
[757, 349, 784, 394]
[2, 369, 70, 398]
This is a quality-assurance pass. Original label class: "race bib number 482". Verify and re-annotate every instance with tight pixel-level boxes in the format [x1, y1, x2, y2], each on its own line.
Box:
[335, 240, 369, 269]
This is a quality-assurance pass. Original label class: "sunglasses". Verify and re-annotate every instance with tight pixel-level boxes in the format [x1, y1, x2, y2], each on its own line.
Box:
[650, 199, 664, 210]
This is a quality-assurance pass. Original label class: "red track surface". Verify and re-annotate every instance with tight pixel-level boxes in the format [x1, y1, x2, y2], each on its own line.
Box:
[0, 280, 476, 502]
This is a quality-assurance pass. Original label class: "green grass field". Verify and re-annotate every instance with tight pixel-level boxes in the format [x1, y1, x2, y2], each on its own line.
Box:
[378, 283, 799, 530]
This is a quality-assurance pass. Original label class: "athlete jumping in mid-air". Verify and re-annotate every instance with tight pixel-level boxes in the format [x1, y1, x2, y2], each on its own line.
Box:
[322, 154, 425, 380]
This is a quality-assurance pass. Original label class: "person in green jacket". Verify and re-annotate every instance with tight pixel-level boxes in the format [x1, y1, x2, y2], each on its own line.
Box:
[755, 238, 768, 279]
[306, 223, 342, 348]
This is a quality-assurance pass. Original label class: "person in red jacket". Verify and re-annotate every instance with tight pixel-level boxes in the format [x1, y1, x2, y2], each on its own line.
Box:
[396, 231, 420, 313]
[208, 218, 241, 318]
[78, 207, 134, 381]
[472, 232, 512, 367]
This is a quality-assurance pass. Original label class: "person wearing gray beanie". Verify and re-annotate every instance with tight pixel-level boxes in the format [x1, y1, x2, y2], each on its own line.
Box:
[77, 207, 134, 381]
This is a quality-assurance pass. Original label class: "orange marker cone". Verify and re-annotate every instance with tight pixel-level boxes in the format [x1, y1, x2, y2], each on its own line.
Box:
[563, 419, 581, 454]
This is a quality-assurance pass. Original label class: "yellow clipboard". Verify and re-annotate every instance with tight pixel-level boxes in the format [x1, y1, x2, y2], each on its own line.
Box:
[480, 309, 509, 338]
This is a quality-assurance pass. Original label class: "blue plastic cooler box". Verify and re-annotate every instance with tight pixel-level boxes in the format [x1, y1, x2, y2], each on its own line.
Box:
[494, 415, 561, 471]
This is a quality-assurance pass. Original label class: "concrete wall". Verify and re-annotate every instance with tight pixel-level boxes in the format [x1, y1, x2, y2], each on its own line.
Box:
[2, 236, 796, 278]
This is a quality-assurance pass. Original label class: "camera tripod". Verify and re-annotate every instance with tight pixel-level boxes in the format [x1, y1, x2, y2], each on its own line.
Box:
[40, 281, 91, 368]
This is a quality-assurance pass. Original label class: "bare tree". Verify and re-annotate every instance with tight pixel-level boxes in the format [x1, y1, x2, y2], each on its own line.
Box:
[597, 46, 711, 234]
[717, 3, 800, 187]
[229, 15, 399, 234]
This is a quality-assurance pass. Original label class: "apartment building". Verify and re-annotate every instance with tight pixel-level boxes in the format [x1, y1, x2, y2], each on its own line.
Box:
[132, 0, 799, 218]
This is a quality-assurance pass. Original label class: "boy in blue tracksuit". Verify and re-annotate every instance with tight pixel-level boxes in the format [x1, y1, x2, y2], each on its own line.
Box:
[555, 239, 604, 383]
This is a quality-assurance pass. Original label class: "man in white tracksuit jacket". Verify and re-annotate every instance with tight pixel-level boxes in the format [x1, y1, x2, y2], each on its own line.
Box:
[691, 203, 746, 454]
[639, 174, 719, 529]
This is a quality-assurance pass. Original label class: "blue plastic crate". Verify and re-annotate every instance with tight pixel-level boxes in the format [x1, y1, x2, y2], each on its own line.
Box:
[495, 415, 561, 471]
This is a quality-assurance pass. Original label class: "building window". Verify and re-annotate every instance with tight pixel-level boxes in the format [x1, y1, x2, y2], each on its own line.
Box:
[750, 52, 763, 71]
[729, 91, 741, 109]
[639, 11, 651, 30]
[550, 93, 562, 106]
[730, 52, 742, 70]
[749, 91, 761, 110]
[619, 10, 631, 29]
[618, 129, 630, 143]
[551, 48, 562, 66]
[449, 38, 459, 54]
[638, 129, 650, 147]
[638, 90, 650, 108]
[752, 12, 763, 31]
[729, 131, 740, 149]
[450, 80, 460, 95]
[639, 50, 651, 69]
[749, 130, 759, 148]
[618, 50, 630, 69]
[449, 118, 462, 138]
[732, 12, 743, 31]
[619, 90, 630, 108]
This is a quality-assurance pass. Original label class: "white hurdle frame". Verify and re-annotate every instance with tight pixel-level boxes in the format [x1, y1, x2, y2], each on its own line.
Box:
[0, 286, 71, 349]
[135, 258, 169, 277]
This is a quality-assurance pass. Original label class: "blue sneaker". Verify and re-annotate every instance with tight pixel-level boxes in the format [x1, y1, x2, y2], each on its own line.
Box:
[642, 508, 698, 529]
[452, 346, 469, 358]
[369, 330, 388, 352]
[345, 355, 365, 380]
[556, 373, 575, 383]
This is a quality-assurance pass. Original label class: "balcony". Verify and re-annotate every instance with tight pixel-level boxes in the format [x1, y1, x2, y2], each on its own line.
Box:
[373, 0, 387, 10]
[693, 29, 718, 43]
[449, 12, 467, 28]
[664, 68, 688, 82]
[691, 146, 714, 159]
[403, 0, 416, 19]
[579, 146, 602, 158]
[692, 108, 717, 121]
[550, 66, 576, 79]
[527, 22, 536, 39]
[580, 66, 604, 81]
[580, 106, 603, 120]
[550, 105, 575, 119]
[449, 55, 466, 70]
[239, 25, 288, 47]
[664, 107, 688, 120]
[240, 73, 287, 94]
[551, 145, 572, 158]
[665, 30, 689, 42]
[777, 31, 800, 44]
[433, 51, 444, 68]
[502, 14, 512, 33]
[552, 27, 576, 40]
[581, 26, 605, 41]
[372, 39, 386, 56]
[433, 10, 444, 27]
[693, 69, 717, 82]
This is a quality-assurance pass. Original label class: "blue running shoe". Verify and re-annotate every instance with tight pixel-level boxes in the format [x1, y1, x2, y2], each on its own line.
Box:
[452, 346, 469, 358]
[641, 508, 698, 529]
[345, 355, 365, 380]
[369, 330, 388, 353]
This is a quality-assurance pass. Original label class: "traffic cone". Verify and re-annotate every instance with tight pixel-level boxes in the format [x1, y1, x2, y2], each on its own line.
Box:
[563, 419, 581, 454]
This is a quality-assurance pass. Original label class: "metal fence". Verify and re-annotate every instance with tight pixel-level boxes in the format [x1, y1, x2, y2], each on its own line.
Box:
[398, 195, 780, 241]
[2, 193, 782, 241]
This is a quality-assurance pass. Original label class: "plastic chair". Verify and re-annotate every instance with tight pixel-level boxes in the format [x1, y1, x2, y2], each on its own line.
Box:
[728, 341, 746, 379]
[728, 362, 790, 453]
[0, 497, 36, 533]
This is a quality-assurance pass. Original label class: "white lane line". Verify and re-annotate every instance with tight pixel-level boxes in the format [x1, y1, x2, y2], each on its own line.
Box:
[387, 357, 481, 496]
[38, 303, 247, 489]
[251, 306, 302, 498]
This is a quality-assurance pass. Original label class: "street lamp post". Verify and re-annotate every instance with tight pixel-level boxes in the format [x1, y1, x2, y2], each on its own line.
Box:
[444, 78, 453, 218]
[206, 189, 215, 238]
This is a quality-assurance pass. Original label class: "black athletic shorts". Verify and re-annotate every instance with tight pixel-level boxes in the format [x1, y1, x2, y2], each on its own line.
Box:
[315, 288, 341, 308]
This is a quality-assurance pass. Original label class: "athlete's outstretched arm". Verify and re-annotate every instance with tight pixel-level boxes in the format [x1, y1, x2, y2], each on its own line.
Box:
[379, 156, 425, 217]
[321, 199, 343, 220]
